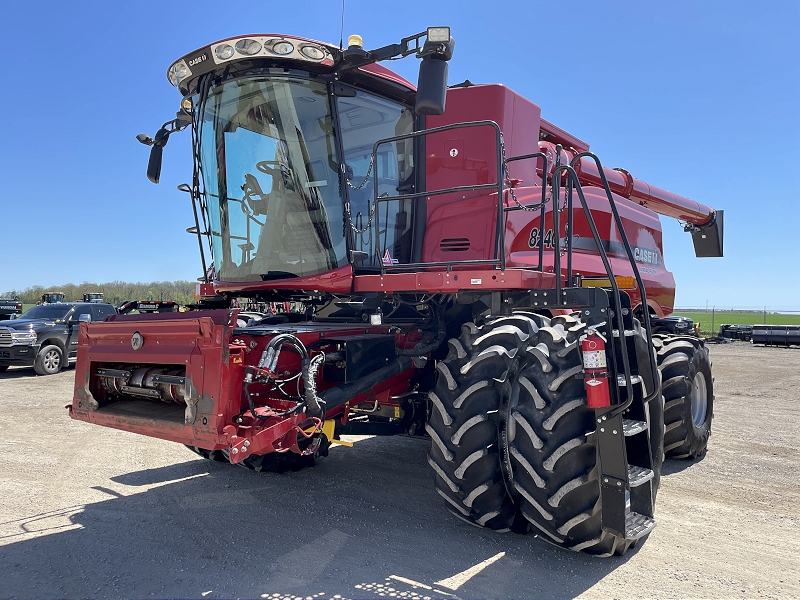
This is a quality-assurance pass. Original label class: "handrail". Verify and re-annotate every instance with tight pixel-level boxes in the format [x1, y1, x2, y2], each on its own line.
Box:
[364, 121, 659, 412]
[570, 151, 660, 407]
[545, 162, 634, 412]
[369, 120, 506, 274]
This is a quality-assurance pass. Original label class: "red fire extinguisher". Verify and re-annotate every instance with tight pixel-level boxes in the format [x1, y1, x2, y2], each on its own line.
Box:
[582, 330, 611, 408]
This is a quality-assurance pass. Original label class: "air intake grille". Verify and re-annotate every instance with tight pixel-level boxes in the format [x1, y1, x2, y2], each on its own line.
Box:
[439, 238, 471, 252]
[0, 328, 12, 348]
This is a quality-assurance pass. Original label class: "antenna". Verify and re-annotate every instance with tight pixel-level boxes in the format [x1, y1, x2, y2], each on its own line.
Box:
[339, 0, 345, 51]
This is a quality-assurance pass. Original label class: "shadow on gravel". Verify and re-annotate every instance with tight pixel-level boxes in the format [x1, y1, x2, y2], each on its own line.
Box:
[0, 436, 636, 600]
[0, 364, 75, 379]
[660, 454, 706, 476]
[0, 367, 37, 379]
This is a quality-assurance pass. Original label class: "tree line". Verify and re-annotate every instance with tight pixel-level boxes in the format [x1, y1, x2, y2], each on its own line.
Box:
[2, 281, 198, 307]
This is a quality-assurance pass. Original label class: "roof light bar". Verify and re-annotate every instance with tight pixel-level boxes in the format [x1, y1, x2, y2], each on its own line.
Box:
[166, 35, 335, 88]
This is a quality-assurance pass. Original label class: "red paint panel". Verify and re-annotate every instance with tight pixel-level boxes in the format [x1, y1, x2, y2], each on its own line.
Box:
[212, 265, 353, 294]
[354, 269, 557, 293]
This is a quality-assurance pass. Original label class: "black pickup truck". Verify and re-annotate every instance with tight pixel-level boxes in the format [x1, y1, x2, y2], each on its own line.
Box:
[0, 302, 116, 375]
[650, 314, 697, 336]
[0, 297, 23, 321]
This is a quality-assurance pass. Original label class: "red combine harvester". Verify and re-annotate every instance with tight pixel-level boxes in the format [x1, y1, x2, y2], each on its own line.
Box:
[70, 28, 723, 556]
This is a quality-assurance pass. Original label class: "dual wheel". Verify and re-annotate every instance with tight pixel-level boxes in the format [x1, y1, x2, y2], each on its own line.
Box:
[653, 333, 713, 459]
[427, 312, 664, 556]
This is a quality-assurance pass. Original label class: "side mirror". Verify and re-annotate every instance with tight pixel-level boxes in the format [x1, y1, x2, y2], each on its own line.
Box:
[78, 313, 92, 323]
[147, 144, 164, 184]
[142, 126, 172, 184]
[415, 36, 455, 116]
[416, 58, 448, 115]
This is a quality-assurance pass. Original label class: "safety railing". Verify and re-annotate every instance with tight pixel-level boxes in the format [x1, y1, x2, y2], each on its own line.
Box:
[369, 120, 509, 274]
[366, 124, 659, 408]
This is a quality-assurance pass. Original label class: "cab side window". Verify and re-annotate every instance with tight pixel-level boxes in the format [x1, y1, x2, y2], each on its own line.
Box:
[337, 89, 415, 266]
[91, 305, 115, 322]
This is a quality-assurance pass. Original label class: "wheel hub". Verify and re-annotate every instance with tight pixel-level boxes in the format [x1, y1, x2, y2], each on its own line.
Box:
[44, 350, 60, 371]
[690, 372, 708, 428]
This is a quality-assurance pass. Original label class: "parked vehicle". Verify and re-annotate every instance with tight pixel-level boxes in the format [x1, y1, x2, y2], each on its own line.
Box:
[69, 28, 723, 556]
[0, 302, 116, 374]
[650, 315, 696, 335]
[0, 297, 23, 321]
[41, 292, 65, 304]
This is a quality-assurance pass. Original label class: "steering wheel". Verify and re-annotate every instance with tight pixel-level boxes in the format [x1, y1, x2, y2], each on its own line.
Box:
[256, 160, 280, 175]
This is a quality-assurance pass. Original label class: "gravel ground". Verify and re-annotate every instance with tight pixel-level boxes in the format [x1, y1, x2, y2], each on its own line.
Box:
[0, 342, 798, 599]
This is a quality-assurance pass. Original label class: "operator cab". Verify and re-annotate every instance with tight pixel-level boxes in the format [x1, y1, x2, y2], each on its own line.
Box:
[141, 30, 454, 290]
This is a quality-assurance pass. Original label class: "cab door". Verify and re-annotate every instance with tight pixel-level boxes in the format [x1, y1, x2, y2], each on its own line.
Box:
[336, 87, 416, 267]
[66, 306, 93, 359]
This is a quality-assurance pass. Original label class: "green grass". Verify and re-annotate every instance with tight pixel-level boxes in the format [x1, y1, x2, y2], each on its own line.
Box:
[672, 310, 800, 335]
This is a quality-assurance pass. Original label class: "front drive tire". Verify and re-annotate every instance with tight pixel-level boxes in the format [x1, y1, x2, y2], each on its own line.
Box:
[426, 312, 662, 557]
[34, 345, 64, 375]
[426, 314, 545, 531]
[506, 314, 656, 556]
[654, 335, 713, 459]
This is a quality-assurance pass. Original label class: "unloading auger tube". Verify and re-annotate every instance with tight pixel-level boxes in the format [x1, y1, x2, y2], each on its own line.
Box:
[539, 141, 724, 257]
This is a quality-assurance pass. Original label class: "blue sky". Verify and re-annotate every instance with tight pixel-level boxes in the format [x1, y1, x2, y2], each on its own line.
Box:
[1, 0, 797, 308]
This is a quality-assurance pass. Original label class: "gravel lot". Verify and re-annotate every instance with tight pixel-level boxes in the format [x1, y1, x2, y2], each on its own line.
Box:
[1, 342, 798, 599]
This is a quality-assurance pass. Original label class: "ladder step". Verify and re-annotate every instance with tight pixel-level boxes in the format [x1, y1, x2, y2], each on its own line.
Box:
[622, 419, 647, 436]
[625, 511, 656, 540]
[628, 465, 654, 487]
[617, 375, 642, 387]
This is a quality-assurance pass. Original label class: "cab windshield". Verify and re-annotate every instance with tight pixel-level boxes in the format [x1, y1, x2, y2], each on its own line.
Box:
[198, 77, 345, 281]
[20, 305, 71, 321]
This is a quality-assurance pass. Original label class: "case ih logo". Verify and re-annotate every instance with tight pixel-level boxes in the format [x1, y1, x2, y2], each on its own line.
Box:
[633, 246, 660, 266]
[188, 54, 207, 67]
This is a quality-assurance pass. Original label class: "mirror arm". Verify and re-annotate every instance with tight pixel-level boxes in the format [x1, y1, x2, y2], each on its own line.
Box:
[336, 31, 441, 73]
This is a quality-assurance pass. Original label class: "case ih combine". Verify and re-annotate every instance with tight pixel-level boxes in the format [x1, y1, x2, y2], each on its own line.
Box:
[69, 28, 723, 556]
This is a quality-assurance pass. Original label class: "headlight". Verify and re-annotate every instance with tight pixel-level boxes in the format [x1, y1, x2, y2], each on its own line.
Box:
[269, 40, 294, 56]
[427, 27, 451, 43]
[11, 330, 37, 345]
[235, 38, 262, 56]
[167, 60, 191, 86]
[300, 44, 325, 60]
[215, 44, 235, 60]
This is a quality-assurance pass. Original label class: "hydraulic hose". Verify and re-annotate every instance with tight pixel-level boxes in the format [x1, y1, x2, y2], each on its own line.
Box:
[396, 306, 446, 357]
[302, 353, 326, 417]
[319, 356, 413, 413]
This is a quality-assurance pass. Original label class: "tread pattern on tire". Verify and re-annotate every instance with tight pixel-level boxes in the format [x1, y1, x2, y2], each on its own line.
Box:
[653, 334, 713, 459]
[507, 314, 660, 556]
[426, 314, 545, 531]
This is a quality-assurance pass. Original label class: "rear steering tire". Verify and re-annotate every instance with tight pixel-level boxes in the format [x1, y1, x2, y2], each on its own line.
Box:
[654, 335, 713, 459]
